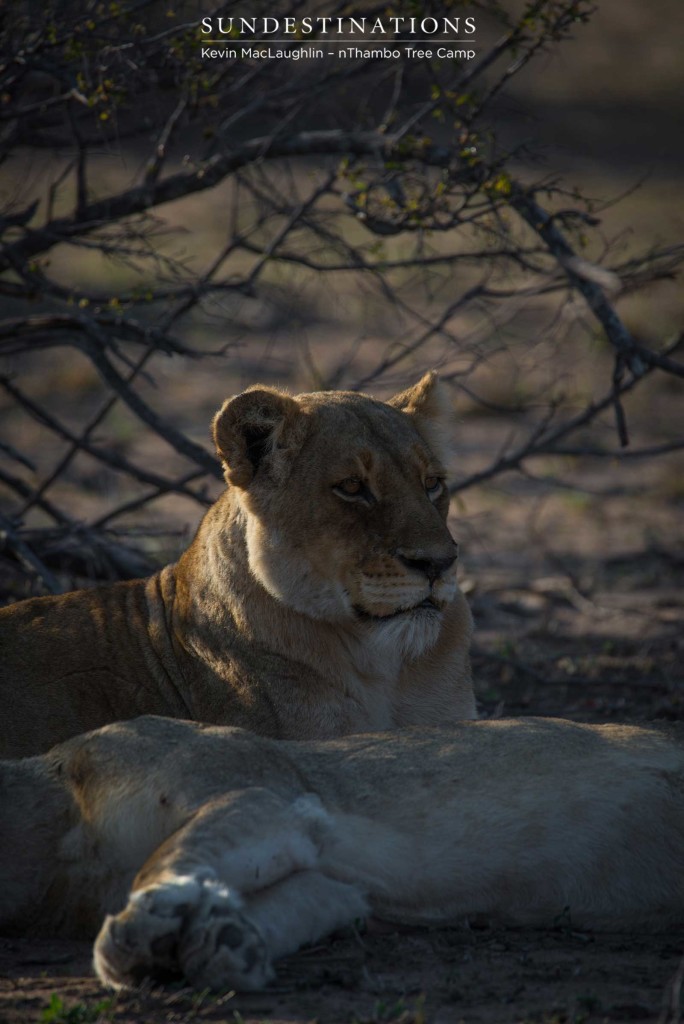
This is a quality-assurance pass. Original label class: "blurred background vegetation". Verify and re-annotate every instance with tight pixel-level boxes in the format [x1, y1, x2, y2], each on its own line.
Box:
[1, 0, 682, 716]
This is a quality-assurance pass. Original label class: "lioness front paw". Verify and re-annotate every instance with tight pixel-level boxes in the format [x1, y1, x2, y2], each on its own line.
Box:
[93, 871, 273, 992]
[178, 885, 273, 992]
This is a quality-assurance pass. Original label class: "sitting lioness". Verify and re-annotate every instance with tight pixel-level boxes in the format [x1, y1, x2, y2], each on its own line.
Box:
[0, 373, 475, 758]
[3, 715, 684, 992]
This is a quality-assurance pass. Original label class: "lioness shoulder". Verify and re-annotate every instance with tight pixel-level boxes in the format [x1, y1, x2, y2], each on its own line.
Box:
[0, 373, 475, 758]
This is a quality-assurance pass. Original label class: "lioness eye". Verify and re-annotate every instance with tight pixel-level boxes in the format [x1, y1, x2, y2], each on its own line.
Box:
[425, 476, 443, 497]
[337, 477, 363, 496]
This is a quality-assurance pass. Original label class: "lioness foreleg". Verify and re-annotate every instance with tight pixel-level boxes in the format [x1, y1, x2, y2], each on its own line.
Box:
[94, 788, 367, 991]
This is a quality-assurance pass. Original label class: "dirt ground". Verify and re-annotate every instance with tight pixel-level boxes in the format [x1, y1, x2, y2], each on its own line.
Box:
[2, 926, 684, 1024]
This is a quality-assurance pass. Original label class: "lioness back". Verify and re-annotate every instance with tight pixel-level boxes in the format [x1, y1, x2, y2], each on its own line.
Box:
[0, 574, 192, 756]
[1, 373, 476, 758]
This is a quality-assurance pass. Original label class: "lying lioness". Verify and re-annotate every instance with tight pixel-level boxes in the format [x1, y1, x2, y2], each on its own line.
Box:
[3, 715, 684, 992]
[1, 373, 475, 758]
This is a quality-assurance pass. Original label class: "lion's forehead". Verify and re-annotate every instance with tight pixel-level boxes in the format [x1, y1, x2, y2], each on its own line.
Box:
[298, 393, 415, 440]
[294, 399, 439, 476]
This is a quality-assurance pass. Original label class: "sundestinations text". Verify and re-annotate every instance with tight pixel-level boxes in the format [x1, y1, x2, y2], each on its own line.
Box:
[200, 16, 476, 36]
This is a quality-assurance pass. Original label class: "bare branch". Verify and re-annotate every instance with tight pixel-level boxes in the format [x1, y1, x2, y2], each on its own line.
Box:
[0, 512, 62, 595]
[0, 376, 216, 499]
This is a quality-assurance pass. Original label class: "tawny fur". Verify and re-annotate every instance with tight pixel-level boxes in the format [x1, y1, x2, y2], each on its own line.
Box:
[2, 716, 684, 992]
[0, 373, 475, 758]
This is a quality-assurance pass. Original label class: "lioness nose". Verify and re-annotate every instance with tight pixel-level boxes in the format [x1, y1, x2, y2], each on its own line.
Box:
[397, 550, 457, 583]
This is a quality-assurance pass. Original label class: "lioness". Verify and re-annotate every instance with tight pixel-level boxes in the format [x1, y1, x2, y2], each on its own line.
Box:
[3, 715, 684, 992]
[0, 373, 475, 758]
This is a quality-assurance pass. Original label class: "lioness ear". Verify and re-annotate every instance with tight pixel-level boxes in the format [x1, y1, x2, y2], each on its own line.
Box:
[212, 387, 303, 488]
[388, 371, 452, 462]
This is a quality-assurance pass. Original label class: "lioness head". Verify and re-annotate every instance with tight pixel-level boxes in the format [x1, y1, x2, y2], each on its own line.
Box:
[212, 373, 460, 658]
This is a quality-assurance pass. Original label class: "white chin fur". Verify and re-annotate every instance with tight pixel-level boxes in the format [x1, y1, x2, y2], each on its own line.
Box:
[363, 607, 443, 661]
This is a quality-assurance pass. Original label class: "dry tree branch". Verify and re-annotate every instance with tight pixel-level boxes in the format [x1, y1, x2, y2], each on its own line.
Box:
[0, 512, 62, 594]
[508, 188, 684, 380]
[0, 376, 216, 501]
[0, 315, 194, 357]
[74, 339, 221, 478]
[0, 466, 72, 526]
[449, 337, 682, 494]
[551, 439, 684, 460]
[4, 123, 677, 385]
[16, 348, 157, 520]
